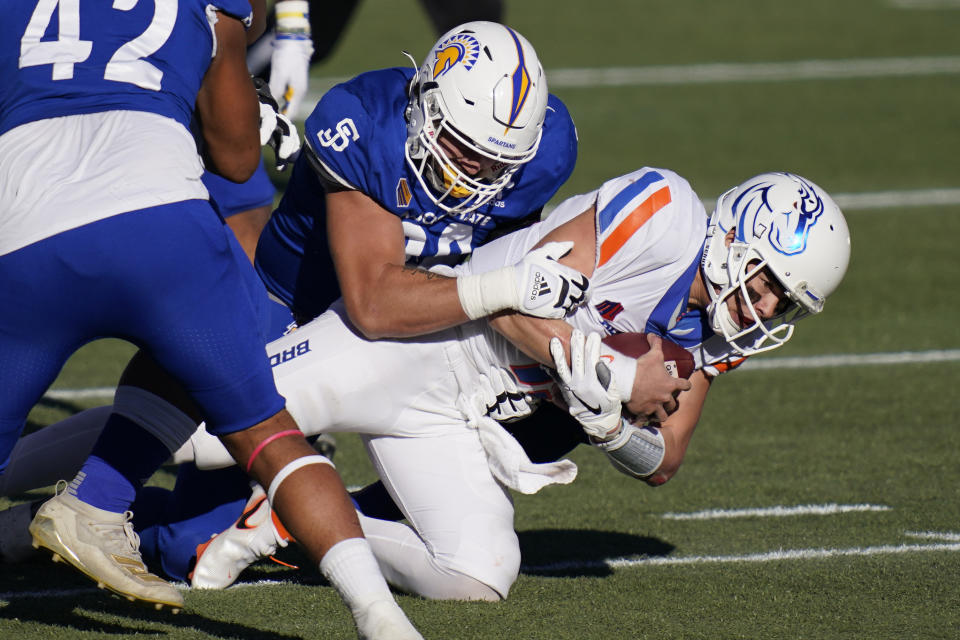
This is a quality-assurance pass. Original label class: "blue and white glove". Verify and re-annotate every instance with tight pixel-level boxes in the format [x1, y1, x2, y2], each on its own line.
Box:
[550, 329, 623, 440]
[254, 77, 300, 171]
[269, 1, 313, 119]
[457, 241, 590, 320]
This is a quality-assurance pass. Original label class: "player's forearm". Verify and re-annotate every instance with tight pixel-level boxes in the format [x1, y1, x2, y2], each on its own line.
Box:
[641, 423, 683, 486]
[341, 265, 469, 339]
[639, 373, 710, 485]
[196, 16, 260, 182]
[488, 312, 572, 366]
[248, 0, 267, 42]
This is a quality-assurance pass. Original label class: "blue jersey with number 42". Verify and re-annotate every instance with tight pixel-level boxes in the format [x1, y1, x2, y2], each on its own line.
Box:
[0, 0, 252, 136]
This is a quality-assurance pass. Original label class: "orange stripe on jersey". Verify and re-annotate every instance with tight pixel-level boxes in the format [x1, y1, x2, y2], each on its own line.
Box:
[598, 186, 672, 267]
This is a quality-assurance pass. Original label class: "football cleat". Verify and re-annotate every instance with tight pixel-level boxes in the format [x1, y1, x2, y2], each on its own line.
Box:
[29, 482, 183, 612]
[190, 484, 292, 589]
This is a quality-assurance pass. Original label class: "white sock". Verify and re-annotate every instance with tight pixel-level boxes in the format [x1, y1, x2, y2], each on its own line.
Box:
[319, 537, 394, 613]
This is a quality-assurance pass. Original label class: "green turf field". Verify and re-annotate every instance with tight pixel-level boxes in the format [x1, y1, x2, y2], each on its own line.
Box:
[4, 0, 960, 638]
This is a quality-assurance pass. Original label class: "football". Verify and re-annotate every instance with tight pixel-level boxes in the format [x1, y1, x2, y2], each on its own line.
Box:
[602, 332, 696, 380]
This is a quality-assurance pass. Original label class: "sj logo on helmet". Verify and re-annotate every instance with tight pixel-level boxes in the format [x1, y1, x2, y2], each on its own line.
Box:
[317, 118, 359, 152]
[431, 34, 480, 78]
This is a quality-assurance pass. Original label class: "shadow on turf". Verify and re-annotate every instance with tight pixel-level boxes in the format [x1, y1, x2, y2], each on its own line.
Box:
[0, 570, 301, 638]
[1, 597, 303, 638]
[219, 529, 677, 582]
[517, 529, 674, 577]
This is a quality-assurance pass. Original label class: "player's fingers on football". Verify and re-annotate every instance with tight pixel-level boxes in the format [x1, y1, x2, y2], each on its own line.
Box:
[664, 395, 679, 415]
[651, 405, 669, 423]
[645, 332, 665, 355]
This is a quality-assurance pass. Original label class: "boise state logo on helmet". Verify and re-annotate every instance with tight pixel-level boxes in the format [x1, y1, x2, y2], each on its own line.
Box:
[432, 33, 480, 79]
[734, 173, 824, 256]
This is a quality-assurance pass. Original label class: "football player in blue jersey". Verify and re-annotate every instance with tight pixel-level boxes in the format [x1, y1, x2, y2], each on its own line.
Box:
[254, 20, 591, 332]
[0, 3, 425, 637]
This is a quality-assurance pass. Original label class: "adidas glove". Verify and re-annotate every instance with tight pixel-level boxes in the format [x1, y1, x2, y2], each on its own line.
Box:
[457, 241, 590, 320]
[550, 329, 623, 440]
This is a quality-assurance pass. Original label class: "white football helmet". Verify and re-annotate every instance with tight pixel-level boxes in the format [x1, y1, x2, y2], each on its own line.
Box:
[404, 21, 549, 214]
[700, 172, 851, 355]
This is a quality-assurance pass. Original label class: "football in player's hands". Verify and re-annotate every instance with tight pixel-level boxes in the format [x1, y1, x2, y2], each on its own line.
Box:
[601, 332, 695, 380]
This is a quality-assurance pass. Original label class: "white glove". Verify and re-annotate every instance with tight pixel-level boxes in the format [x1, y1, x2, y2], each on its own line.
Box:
[457, 241, 590, 320]
[550, 329, 623, 440]
[477, 367, 534, 423]
[254, 77, 301, 171]
[269, 37, 313, 119]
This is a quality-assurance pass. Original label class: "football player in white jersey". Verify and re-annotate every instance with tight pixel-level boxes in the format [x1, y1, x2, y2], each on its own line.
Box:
[178, 168, 850, 600]
[0, 168, 850, 602]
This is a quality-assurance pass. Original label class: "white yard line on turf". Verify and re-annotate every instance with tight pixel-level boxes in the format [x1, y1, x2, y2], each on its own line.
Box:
[306, 55, 960, 100]
[889, 0, 960, 8]
[42, 348, 960, 402]
[5, 537, 959, 602]
[519, 542, 960, 573]
[740, 349, 960, 371]
[604, 542, 960, 569]
[546, 186, 960, 221]
[660, 503, 891, 520]
[833, 188, 960, 210]
[698, 188, 960, 213]
[905, 530, 960, 541]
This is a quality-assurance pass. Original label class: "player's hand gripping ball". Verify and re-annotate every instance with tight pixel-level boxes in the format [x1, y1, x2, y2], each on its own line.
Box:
[601, 332, 695, 381]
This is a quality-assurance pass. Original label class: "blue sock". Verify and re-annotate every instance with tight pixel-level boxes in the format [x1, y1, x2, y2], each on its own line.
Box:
[71, 413, 172, 513]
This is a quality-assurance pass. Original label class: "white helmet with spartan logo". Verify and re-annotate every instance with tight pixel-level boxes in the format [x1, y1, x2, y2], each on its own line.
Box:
[404, 21, 549, 214]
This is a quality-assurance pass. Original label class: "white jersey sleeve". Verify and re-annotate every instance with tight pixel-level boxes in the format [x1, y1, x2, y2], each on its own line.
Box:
[453, 167, 709, 396]
[567, 168, 707, 337]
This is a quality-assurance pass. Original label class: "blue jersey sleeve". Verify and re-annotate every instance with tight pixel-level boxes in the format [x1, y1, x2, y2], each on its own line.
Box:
[505, 95, 578, 212]
[0, 0, 252, 135]
[302, 69, 412, 203]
